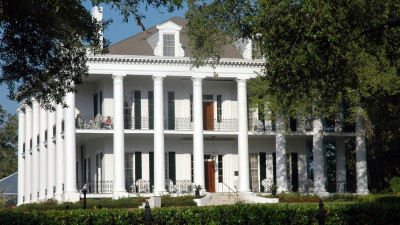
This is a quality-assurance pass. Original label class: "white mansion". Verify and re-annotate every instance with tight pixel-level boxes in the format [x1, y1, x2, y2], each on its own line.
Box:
[17, 8, 369, 205]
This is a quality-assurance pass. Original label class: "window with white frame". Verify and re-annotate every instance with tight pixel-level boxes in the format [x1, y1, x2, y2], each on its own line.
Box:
[249, 153, 259, 190]
[163, 34, 175, 56]
[125, 153, 134, 183]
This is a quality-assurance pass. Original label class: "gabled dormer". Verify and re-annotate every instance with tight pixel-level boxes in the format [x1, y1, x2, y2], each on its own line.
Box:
[147, 20, 185, 57]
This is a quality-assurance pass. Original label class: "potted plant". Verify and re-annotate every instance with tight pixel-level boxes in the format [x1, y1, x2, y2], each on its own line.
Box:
[194, 185, 202, 198]
[269, 184, 277, 196]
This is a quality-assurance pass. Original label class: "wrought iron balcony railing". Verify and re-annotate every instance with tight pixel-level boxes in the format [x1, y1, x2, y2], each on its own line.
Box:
[77, 180, 113, 193]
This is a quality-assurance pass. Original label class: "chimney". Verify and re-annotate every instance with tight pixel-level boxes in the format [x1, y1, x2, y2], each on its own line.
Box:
[92, 6, 103, 49]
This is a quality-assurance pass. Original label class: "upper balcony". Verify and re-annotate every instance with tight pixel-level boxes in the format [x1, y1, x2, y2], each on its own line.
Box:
[75, 115, 355, 134]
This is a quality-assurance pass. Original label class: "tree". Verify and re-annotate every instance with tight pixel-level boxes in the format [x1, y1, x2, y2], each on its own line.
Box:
[0, 105, 18, 180]
[0, 0, 183, 110]
[185, 0, 400, 190]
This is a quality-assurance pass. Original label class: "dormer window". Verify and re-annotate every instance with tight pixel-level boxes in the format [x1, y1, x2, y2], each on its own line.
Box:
[252, 40, 262, 59]
[163, 34, 175, 56]
[147, 20, 184, 57]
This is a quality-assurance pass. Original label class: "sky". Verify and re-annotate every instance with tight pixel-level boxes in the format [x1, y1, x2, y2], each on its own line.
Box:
[0, 1, 187, 114]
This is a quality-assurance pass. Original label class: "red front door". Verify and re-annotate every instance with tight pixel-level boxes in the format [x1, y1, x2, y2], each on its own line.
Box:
[204, 161, 215, 192]
[203, 102, 214, 130]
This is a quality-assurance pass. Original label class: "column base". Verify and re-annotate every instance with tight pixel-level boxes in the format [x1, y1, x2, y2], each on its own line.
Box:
[277, 186, 288, 193]
[314, 191, 329, 197]
[38, 197, 47, 202]
[47, 194, 55, 200]
[63, 192, 80, 203]
[55, 193, 63, 202]
[153, 189, 167, 196]
[112, 191, 128, 200]
[357, 189, 370, 195]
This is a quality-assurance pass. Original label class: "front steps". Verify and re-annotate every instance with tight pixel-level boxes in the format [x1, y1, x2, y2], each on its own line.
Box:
[206, 193, 255, 206]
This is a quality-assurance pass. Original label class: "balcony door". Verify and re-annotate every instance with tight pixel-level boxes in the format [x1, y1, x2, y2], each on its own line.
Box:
[203, 102, 214, 130]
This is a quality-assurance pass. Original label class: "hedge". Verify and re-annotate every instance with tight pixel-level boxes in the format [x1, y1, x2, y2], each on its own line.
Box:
[2, 202, 400, 224]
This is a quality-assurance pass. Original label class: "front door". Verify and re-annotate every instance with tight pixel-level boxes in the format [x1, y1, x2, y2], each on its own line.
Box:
[204, 161, 215, 192]
[203, 102, 214, 130]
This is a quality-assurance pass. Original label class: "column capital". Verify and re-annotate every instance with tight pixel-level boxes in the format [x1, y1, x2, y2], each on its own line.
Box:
[192, 77, 204, 86]
[32, 98, 40, 107]
[17, 108, 25, 115]
[236, 78, 248, 87]
[112, 73, 126, 80]
[152, 75, 165, 85]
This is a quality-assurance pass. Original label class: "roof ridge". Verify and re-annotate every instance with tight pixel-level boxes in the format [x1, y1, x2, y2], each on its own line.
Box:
[110, 17, 187, 47]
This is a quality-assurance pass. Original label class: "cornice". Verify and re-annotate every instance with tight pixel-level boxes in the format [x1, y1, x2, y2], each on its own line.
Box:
[87, 55, 265, 68]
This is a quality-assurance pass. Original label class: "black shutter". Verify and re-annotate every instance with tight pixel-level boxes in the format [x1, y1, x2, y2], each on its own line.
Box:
[149, 152, 154, 192]
[148, 91, 154, 129]
[135, 152, 142, 180]
[169, 152, 176, 183]
[93, 94, 98, 117]
[272, 153, 277, 185]
[134, 91, 141, 129]
[291, 153, 299, 192]
[168, 92, 175, 130]
[99, 91, 103, 115]
[259, 153, 266, 192]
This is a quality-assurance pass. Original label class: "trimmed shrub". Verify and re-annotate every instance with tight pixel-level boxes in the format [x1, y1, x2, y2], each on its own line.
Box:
[390, 177, 400, 194]
[3, 202, 400, 224]
[323, 194, 358, 202]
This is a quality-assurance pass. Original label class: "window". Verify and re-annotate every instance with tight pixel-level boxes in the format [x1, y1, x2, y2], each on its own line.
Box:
[249, 154, 259, 191]
[53, 125, 56, 136]
[217, 95, 222, 123]
[44, 130, 48, 142]
[203, 95, 213, 101]
[125, 153, 134, 185]
[96, 152, 103, 193]
[252, 40, 262, 59]
[218, 155, 223, 183]
[163, 34, 175, 56]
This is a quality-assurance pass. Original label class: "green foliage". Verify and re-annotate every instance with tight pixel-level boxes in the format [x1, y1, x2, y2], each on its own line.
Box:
[161, 195, 196, 207]
[390, 177, 400, 194]
[186, 0, 400, 192]
[0, 0, 183, 110]
[357, 195, 400, 204]
[272, 192, 320, 203]
[3, 202, 400, 224]
[0, 105, 17, 180]
[323, 194, 358, 202]
[15, 197, 144, 211]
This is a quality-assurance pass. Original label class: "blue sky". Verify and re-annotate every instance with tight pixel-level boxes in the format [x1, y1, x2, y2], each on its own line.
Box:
[0, 1, 187, 114]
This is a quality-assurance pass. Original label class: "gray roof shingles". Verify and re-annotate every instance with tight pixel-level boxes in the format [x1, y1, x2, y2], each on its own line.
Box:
[108, 17, 244, 59]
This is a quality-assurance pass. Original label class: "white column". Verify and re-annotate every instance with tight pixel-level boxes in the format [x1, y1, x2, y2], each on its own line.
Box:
[24, 105, 32, 203]
[313, 116, 328, 196]
[276, 116, 288, 192]
[63, 88, 80, 202]
[55, 104, 64, 202]
[47, 104, 56, 199]
[31, 99, 40, 202]
[112, 73, 128, 199]
[237, 78, 250, 193]
[17, 109, 25, 206]
[39, 107, 48, 201]
[356, 112, 369, 195]
[153, 75, 166, 194]
[192, 77, 205, 189]
[336, 138, 346, 193]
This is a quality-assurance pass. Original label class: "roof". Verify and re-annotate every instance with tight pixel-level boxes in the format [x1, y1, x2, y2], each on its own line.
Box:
[108, 17, 244, 59]
[0, 172, 18, 194]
